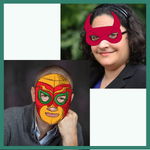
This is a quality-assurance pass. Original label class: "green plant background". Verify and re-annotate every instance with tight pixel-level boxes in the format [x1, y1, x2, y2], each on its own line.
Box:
[61, 4, 146, 60]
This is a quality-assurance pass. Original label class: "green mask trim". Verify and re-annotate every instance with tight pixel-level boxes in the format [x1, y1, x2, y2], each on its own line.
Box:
[54, 92, 69, 105]
[38, 90, 51, 104]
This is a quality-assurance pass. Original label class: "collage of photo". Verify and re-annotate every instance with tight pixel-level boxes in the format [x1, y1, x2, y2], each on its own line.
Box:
[3, 2, 147, 149]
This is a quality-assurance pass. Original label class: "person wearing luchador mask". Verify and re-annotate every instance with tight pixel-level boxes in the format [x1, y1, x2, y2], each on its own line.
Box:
[81, 4, 146, 88]
[34, 73, 73, 125]
[4, 66, 84, 146]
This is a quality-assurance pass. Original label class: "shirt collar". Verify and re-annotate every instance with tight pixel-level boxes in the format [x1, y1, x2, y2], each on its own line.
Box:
[32, 117, 58, 145]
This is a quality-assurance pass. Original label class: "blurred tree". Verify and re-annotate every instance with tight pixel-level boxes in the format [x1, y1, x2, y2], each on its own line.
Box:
[61, 4, 146, 60]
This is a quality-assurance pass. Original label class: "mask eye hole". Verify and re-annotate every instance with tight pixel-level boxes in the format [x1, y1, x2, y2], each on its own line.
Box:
[90, 35, 99, 41]
[57, 95, 66, 103]
[54, 92, 68, 105]
[41, 93, 49, 102]
[108, 32, 118, 39]
[38, 90, 51, 104]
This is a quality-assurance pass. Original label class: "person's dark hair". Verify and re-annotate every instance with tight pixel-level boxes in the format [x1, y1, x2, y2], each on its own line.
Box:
[81, 4, 146, 65]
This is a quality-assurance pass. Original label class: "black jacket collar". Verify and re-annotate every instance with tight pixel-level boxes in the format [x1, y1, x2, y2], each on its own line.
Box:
[106, 64, 138, 88]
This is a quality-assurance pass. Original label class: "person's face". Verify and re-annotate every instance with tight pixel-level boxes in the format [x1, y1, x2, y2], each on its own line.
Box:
[91, 14, 130, 70]
[34, 74, 73, 125]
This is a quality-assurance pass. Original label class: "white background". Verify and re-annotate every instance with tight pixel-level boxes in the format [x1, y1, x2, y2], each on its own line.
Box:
[90, 89, 146, 146]
[4, 4, 60, 60]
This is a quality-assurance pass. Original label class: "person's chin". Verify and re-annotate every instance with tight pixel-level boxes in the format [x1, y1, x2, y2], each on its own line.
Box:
[99, 61, 114, 67]
[42, 114, 64, 125]
[100, 62, 117, 69]
[43, 118, 59, 125]
[95, 56, 110, 64]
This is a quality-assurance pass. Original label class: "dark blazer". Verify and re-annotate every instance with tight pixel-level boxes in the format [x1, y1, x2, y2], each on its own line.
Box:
[91, 64, 146, 88]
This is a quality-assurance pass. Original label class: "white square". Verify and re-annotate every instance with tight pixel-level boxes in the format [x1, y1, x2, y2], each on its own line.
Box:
[90, 89, 146, 146]
[4, 4, 60, 60]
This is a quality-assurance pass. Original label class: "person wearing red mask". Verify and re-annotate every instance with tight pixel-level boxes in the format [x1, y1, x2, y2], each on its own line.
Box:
[4, 66, 83, 146]
[81, 4, 146, 88]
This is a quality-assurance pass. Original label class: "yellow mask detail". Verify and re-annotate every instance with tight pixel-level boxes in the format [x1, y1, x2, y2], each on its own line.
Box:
[38, 74, 70, 88]
[40, 105, 64, 125]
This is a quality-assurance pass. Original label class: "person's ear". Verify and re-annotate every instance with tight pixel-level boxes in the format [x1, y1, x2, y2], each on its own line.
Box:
[71, 93, 74, 102]
[31, 87, 35, 102]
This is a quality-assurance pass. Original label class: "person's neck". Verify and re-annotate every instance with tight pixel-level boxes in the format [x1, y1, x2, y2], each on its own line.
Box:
[101, 64, 126, 88]
[35, 109, 53, 139]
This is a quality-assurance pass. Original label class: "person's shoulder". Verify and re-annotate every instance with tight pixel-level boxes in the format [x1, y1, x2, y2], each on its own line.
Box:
[126, 64, 145, 75]
[77, 122, 82, 129]
[4, 103, 34, 119]
[76, 122, 84, 146]
[134, 64, 145, 69]
[134, 64, 146, 75]
[129, 64, 146, 88]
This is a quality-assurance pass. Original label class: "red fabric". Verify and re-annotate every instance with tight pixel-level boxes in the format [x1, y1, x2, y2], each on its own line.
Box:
[84, 12, 122, 46]
[35, 81, 73, 117]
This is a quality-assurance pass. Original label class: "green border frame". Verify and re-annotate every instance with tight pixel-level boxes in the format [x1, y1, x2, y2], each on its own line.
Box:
[1, 0, 150, 149]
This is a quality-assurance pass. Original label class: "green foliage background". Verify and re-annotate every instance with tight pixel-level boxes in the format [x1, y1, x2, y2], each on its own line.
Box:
[61, 4, 146, 60]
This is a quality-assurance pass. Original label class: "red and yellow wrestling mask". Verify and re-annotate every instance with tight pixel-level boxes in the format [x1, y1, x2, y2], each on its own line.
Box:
[35, 74, 73, 125]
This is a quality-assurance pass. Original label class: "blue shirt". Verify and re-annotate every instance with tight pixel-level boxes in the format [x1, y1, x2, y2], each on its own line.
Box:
[33, 121, 57, 145]
[93, 80, 102, 88]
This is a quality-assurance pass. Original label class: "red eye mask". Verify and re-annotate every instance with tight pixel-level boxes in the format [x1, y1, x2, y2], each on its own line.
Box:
[84, 12, 122, 46]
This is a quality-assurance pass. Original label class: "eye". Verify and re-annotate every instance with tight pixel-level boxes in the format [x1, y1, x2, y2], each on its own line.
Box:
[38, 90, 51, 104]
[57, 95, 66, 103]
[40, 93, 49, 102]
[90, 35, 99, 41]
[108, 32, 118, 39]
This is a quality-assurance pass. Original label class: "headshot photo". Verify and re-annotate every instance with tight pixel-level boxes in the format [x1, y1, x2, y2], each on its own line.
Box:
[4, 60, 89, 146]
[61, 4, 146, 88]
